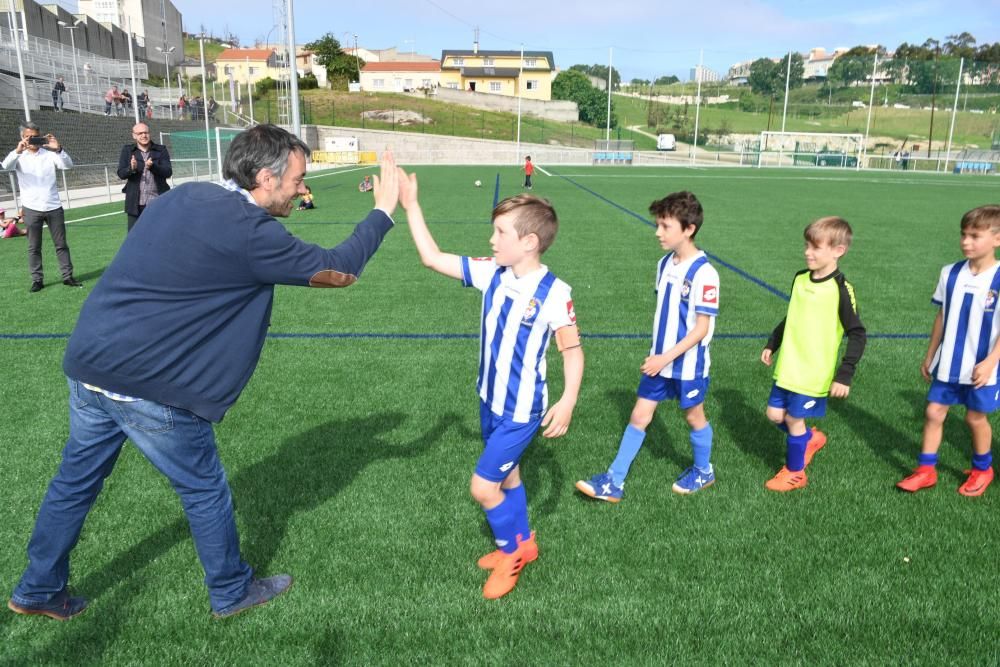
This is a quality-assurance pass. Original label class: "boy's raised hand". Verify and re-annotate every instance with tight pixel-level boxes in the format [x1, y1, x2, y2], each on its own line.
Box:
[397, 168, 418, 210]
[372, 149, 400, 215]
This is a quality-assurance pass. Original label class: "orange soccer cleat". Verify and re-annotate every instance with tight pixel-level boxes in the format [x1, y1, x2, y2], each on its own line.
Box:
[482, 533, 536, 599]
[765, 466, 808, 492]
[477, 532, 538, 570]
[958, 467, 994, 497]
[804, 429, 827, 466]
[896, 465, 938, 493]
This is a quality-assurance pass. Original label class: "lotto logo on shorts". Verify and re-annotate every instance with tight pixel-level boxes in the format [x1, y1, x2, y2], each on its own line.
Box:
[499, 461, 514, 473]
[703, 285, 718, 304]
[686, 389, 700, 399]
[803, 400, 816, 409]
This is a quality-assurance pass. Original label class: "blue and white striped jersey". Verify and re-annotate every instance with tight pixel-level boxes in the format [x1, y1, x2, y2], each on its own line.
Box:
[650, 251, 719, 380]
[462, 257, 576, 423]
[930, 260, 1000, 385]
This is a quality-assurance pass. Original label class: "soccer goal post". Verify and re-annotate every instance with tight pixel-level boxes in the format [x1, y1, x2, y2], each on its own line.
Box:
[757, 131, 864, 169]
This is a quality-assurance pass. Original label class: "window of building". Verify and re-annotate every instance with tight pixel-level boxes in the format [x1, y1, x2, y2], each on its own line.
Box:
[453, 57, 464, 66]
[224, 65, 232, 75]
[422, 79, 432, 88]
[374, 79, 385, 89]
[489, 81, 502, 92]
[447, 82, 459, 89]
[526, 79, 539, 91]
[483, 57, 494, 66]
[248, 67, 256, 75]
[524, 58, 537, 68]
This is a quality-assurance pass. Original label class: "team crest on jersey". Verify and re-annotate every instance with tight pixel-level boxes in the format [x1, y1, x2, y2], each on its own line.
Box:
[521, 298, 540, 326]
[681, 280, 692, 300]
[986, 289, 997, 312]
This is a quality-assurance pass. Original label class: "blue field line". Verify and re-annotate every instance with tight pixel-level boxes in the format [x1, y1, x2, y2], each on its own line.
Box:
[547, 167, 791, 302]
[0, 331, 929, 341]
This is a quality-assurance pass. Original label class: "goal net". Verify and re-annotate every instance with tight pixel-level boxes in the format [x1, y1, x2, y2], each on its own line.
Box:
[754, 131, 863, 168]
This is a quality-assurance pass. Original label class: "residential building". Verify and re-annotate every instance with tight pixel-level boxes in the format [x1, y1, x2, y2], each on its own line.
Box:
[215, 48, 282, 85]
[727, 60, 752, 85]
[360, 61, 441, 92]
[77, 0, 182, 57]
[439, 47, 555, 100]
[803, 47, 849, 80]
[690, 65, 721, 83]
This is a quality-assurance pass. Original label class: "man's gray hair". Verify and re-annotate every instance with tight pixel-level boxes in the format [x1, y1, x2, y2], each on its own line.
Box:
[20, 121, 40, 134]
[222, 124, 311, 191]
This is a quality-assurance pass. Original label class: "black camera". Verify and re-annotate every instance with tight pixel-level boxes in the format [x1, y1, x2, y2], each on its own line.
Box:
[27, 136, 48, 146]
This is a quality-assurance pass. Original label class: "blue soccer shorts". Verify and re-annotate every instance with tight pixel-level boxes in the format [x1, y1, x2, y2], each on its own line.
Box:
[768, 383, 827, 419]
[637, 375, 709, 409]
[475, 402, 542, 482]
[927, 379, 1000, 414]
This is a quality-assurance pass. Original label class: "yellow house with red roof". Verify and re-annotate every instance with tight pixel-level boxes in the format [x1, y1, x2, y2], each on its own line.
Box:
[215, 48, 283, 85]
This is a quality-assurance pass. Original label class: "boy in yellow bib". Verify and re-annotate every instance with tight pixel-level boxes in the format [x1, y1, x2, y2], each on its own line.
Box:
[761, 217, 867, 491]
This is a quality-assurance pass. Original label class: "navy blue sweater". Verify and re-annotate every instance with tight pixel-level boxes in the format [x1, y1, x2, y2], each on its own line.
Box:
[64, 182, 393, 422]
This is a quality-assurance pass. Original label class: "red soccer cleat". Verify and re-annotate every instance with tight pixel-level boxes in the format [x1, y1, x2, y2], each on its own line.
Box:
[958, 467, 994, 497]
[896, 465, 938, 493]
[804, 428, 827, 466]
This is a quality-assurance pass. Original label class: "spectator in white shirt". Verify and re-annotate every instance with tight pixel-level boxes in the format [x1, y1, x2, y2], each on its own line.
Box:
[1, 122, 82, 291]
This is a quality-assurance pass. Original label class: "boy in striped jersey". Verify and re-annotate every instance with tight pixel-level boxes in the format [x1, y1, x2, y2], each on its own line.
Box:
[761, 217, 866, 491]
[576, 191, 720, 500]
[399, 177, 584, 600]
[898, 205, 1000, 496]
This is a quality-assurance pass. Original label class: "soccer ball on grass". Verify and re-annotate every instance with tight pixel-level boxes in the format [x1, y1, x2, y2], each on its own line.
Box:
[474, 180, 482, 187]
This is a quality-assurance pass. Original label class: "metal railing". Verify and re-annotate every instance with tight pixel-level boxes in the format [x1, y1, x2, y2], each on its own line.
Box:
[1, 158, 217, 211]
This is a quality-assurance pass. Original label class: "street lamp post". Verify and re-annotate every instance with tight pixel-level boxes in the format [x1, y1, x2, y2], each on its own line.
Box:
[199, 35, 212, 178]
[156, 45, 175, 119]
[57, 20, 81, 112]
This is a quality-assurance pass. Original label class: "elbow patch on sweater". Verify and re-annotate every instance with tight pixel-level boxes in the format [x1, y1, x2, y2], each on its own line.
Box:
[309, 270, 357, 288]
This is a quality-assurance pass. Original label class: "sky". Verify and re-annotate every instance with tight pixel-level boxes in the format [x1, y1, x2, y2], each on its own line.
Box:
[172, 0, 1000, 81]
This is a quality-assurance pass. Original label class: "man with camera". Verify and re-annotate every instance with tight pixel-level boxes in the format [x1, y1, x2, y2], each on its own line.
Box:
[1, 122, 82, 291]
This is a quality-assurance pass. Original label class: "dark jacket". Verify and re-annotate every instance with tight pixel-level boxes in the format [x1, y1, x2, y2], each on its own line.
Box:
[63, 182, 394, 422]
[117, 142, 172, 216]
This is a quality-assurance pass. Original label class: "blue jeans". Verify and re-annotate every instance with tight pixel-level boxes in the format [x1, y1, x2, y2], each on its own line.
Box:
[11, 378, 252, 612]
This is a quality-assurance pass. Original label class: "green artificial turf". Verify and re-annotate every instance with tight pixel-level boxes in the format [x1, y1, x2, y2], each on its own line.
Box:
[1, 165, 997, 665]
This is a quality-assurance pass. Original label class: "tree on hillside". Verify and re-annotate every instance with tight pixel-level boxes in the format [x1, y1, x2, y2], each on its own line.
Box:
[569, 64, 622, 90]
[944, 32, 976, 59]
[654, 75, 679, 86]
[553, 69, 616, 129]
[304, 33, 365, 85]
[828, 46, 878, 87]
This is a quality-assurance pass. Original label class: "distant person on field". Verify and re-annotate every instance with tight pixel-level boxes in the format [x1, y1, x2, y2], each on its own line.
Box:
[296, 185, 314, 210]
[120, 88, 133, 113]
[178, 94, 187, 119]
[897, 205, 1000, 497]
[208, 97, 218, 122]
[523, 155, 534, 190]
[359, 174, 373, 192]
[0, 122, 82, 291]
[117, 122, 172, 231]
[137, 89, 149, 118]
[901, 150, 910, 171]
[6, 125, 404, 621]
[576, 191, 720, 501]
[51, 77, 66, 112]
[402, 188, 584, 600]
[1, 207, 26, 238]
[760, 217, 866, 491]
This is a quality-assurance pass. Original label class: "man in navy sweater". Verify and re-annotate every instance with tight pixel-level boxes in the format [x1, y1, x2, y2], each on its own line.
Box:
[8, 125, 403, 620]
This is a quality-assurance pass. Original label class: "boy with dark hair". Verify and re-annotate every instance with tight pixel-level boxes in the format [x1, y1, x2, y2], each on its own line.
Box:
[400, 181, 584, 600]
[898, 205, 1000, 496]
[761, 216, 866, 491]
[576, 191, 720, 500]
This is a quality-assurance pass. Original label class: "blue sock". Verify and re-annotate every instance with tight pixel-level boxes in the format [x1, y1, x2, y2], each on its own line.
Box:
[484, 492, 518, 554]
[505, 483, 530, 542]
[918, 453, 939, 467]
[786, 431, 810, 472]
[690, 422, 713, 473]
[608, 424, 646, 486]
[972, 452, 993, 471]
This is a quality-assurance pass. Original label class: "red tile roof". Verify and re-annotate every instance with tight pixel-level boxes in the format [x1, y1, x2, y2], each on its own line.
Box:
[217, 48, 274, 61]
